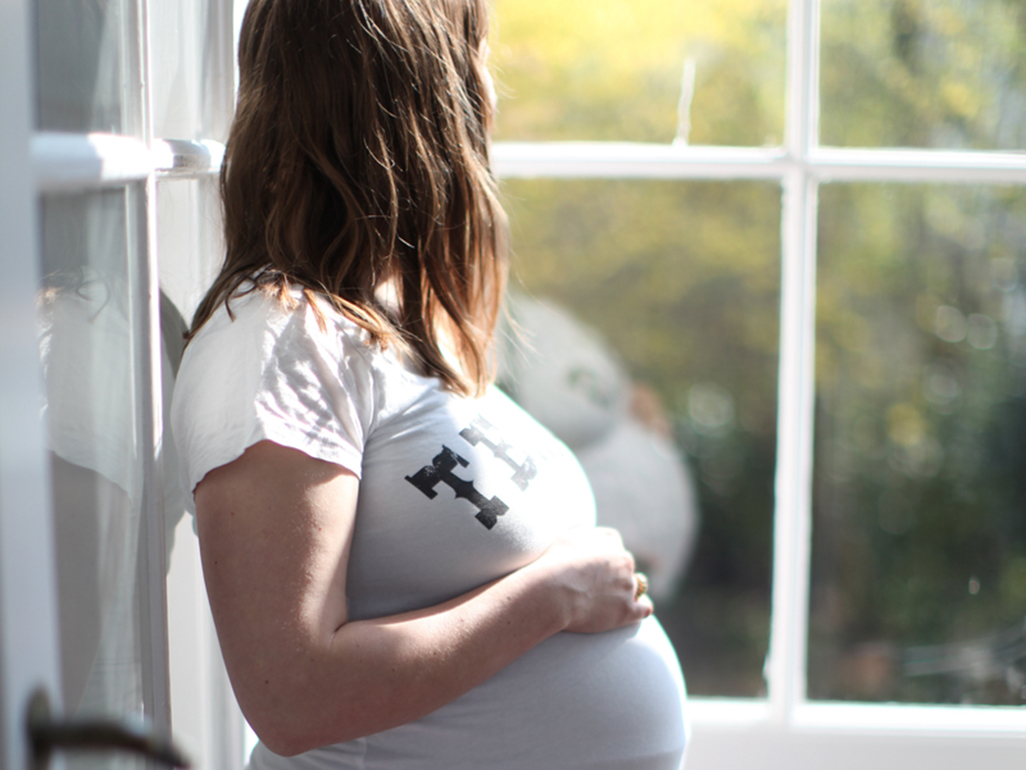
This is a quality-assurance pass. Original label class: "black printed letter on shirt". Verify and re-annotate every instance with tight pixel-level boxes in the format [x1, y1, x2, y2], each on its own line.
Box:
[459, 416, 538, 491]
[405, 446, 509, 529]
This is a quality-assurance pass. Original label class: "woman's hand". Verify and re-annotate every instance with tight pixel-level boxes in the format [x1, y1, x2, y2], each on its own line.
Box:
[527, 526, 653, 634]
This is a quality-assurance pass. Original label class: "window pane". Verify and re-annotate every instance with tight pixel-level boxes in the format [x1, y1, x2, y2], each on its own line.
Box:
[502, 179, 780, 696]
[821, 0, 1026, 150]
[150, 0, 227, 141]
[38, 187, 147, 766]
[491, 0, 786, 146]
[36, 0, 127, 133]
[157, 177, 222, 322]
[811, 183, 1026, 705]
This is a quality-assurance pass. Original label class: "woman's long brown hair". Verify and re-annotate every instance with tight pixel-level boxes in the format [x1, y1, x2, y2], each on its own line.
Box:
[190, 0, 507, 396]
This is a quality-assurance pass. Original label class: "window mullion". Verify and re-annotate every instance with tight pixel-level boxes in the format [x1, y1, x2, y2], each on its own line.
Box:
[784, 0, 819, 160]
[769, 169, 819, 721]
[135, 0, 174, 733]
[768, 0, 820, 724]
[810, 147, 1026, 183]
[121, 0, 146, 140]
[492, 142, 787, 179]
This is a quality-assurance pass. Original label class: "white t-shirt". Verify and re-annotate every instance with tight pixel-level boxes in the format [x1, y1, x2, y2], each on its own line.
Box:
[171, 289, 688, 770]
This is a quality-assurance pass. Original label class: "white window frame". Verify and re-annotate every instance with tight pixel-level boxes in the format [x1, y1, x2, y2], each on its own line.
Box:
[20, 0, 1026, 766]
[0, 0, 62, 767]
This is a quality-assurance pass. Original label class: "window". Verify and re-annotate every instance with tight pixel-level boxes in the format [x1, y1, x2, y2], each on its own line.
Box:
[12, 0, 243, 767]
[491, 0, 1026, 766]
[6, 0, 1024, 767]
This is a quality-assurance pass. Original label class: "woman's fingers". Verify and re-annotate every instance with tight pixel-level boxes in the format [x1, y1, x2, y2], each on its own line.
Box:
[533, 526, 655, 633]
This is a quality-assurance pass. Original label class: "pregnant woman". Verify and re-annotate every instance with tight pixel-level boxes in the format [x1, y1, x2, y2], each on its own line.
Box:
[170, 1, 689, 768]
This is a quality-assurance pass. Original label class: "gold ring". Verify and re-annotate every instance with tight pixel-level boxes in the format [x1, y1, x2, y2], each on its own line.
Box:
[634, 572, 649, 601]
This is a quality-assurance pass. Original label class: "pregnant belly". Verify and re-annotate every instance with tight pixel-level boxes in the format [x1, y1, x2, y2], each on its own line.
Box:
[326, 617, 688, 770]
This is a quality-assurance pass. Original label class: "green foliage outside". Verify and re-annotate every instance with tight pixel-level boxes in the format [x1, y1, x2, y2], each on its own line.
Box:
[812, 185, 1026, 703]
[492, 0, 1026, 703]
[821, 0, 1026, 149]
[503, 179, 780, 696]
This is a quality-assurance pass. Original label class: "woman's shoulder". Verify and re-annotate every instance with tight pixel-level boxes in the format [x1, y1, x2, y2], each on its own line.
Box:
[187, 287, 368, 359]
[171, 288, 387, 507]
[176, 288, 392, 424]
[187, 288, 409, 400]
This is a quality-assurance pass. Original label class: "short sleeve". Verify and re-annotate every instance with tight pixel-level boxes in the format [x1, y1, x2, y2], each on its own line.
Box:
[170, 292, 376, 515]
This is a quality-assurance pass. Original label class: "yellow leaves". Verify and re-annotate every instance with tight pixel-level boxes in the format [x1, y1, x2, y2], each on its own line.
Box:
[940, 80, 981, 121]
[930, 4, 967, 39]
[491, 0, 786, 143]
[495, 0, 784, 61]
[887, 402, 926, 447]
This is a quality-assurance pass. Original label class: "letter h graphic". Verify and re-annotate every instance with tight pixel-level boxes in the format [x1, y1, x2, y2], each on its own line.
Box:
[404, 446, 509, 529]
[459, 417, 538, 491]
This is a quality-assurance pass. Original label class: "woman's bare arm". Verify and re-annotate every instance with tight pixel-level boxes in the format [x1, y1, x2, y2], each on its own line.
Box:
[195, 440, 650, 757]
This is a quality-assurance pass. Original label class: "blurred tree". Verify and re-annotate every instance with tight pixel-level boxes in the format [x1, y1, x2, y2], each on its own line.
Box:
[491, 0, 786, 145]
[811, 184, 1026, 704]
[813, 0, 1026, 703]
[502, 177, 781, 696]
[821, 0, 1026, 149]
[493, 0, 789, 697]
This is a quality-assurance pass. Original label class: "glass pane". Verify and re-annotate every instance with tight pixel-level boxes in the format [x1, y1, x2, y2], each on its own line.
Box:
[156, 180, 220, 568]
[491, 0, 787, 146]
[821, 0, 1026, 150]
[150, 0, 226, 141]
[38, 188, 147, 767]
[811, 183, 1026, 705]
[36, 0, 127, 133]
[157, 177, 222, 323]
[502, 179, 781, 696]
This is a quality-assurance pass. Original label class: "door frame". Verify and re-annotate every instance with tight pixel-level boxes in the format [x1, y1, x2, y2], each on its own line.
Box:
[0, 0, 65, 766]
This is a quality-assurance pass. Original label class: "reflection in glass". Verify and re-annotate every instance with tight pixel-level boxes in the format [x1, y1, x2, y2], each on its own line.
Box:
[491, 0, 786, 145]
[36, 0, 126, 133]
[157, 178, 223, 322]
[502, 179, 781, 696]
[149, 0, 228, 141]
[811, 183, 1026, 704]
[157, 179, 218, 556]
[821, 0, 1026, 149]
[38, 189, 146, 769]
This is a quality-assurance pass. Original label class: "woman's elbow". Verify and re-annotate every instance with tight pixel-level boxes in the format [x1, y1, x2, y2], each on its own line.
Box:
[235, 673, 374, 756]
[242, 697, 334, 757]
[250, 727, 309, 759]
[231, 669, 330, 756]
